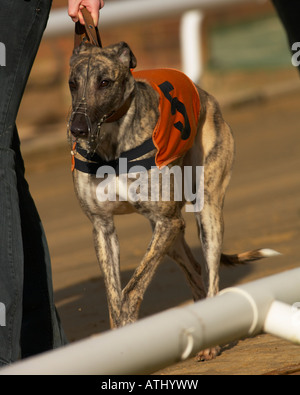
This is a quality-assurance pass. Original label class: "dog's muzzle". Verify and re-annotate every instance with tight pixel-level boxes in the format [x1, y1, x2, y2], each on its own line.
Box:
[68, 100, 92, 139]
[67, 99, 105, 153]
[69, 112, 91, 138]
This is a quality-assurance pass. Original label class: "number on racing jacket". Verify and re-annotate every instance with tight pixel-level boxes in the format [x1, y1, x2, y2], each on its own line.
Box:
[158, 81, 191, 140]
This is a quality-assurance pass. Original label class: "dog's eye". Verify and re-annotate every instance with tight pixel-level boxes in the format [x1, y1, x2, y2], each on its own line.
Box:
[69, 80, 78, 91]
[98, 80, 111, 89]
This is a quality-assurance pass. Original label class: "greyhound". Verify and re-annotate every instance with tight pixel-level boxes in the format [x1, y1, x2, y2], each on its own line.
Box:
[67, 41, 279, 361]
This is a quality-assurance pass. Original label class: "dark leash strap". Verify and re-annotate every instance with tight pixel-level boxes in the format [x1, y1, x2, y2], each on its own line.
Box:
[74, 7, 102, 49]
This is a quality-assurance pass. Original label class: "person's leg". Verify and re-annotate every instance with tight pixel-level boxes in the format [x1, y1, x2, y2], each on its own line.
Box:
[0, 0, 65, 365]
[272, 0, 300, 72]
[0, 136, 23, 365]
[13, 128, 66, 359]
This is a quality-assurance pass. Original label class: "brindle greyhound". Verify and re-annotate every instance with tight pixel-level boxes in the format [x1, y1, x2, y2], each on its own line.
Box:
[68, 41, 279, 361]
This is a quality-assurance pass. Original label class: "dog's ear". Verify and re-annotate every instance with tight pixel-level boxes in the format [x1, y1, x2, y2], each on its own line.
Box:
[70, 42, 97, 67]
[70, 42, 90, 64]
[116, 42, 137, 69]
[72, 42, 93, 56]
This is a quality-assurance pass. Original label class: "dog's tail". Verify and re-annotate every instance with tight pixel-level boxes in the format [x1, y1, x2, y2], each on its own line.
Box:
[221, 248, 281, 266]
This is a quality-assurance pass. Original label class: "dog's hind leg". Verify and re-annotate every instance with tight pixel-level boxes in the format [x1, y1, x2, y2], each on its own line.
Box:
[195, 200, 224, 298]
[194, 145, 232, 299]
[168, 232, 207, 301]
[192, 200, 225, 362]
[191, 93, 234, 360]
[192, 93, 234, 298]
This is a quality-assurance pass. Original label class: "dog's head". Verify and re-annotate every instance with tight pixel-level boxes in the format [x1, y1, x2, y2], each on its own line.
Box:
[68, 41, 137, 146]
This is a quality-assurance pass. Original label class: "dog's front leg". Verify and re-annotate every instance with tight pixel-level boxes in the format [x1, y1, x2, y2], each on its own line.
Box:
[92, 216, 122, 328]
[120, 217, 185, 326]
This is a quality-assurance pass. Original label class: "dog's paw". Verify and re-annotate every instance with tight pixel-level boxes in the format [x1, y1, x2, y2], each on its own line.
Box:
[195, 346, 221, 362]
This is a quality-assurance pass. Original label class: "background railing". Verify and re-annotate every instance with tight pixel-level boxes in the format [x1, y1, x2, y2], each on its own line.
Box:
[45, 0, 267, 83]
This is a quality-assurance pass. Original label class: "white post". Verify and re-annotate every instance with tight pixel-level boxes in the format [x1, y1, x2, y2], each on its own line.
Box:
[180, 10, 204, 84]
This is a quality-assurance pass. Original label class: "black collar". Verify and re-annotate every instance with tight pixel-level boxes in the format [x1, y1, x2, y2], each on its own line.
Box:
[72, 137, 156, 175]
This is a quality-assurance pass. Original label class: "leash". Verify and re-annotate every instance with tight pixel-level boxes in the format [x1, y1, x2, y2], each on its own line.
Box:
[74, 7, 102, 49]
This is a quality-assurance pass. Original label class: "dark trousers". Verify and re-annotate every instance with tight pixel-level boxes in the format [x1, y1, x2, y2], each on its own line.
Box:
[0, 0, 66, 366]
[272, 0, 300, 72]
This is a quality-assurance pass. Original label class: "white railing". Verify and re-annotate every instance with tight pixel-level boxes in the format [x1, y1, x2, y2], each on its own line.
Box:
[45, 0, 267, 83]
[1, 268, 300, 375]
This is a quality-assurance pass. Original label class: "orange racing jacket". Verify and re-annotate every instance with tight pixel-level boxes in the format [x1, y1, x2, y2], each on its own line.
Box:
[132, 68, 201, 168]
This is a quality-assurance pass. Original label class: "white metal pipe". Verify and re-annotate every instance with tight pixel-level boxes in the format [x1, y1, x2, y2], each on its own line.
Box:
[180, 10, 204, 83]
[264, 301, 300, 344]
[219, 268, 300, 336]
[0, 293, 254, 375]
[1, 268, 300, 375]
[45, 0, 262, 37]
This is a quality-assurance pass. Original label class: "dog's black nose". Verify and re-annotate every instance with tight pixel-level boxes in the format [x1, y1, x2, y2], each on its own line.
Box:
[70, 113, 89, 138]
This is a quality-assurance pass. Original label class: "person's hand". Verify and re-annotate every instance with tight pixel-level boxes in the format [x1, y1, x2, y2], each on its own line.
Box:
[68, 0, 105, 26]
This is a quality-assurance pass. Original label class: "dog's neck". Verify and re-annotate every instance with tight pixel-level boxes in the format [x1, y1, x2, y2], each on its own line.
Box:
[93, 80, 159, 162]
[104, 92, 134, 124]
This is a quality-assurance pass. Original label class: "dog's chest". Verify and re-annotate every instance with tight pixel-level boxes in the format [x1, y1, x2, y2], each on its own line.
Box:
[73, 171, 136, 216]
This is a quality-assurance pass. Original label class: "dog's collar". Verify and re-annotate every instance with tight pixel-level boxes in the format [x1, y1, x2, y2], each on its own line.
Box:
[71, 137, 156, 175]
[104, 92, 134, 124]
